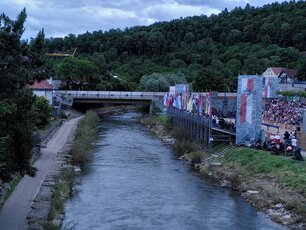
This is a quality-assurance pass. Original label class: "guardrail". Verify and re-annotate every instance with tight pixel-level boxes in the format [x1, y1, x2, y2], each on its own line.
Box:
[56, 90, 166, 100]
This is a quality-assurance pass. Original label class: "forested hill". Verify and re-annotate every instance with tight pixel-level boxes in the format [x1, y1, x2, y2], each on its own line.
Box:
[45, 1, 306, 92]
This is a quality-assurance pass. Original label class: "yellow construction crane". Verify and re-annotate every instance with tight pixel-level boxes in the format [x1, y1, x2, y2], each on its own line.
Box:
[45, 48, 77, 57]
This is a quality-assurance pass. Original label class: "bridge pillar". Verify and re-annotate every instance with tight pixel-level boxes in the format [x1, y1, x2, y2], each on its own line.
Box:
[149, 103, 153, 115]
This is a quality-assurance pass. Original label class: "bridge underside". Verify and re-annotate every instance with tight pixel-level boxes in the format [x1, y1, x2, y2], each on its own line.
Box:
[73, 98, 151, 104]
[72, 98, 152, 112]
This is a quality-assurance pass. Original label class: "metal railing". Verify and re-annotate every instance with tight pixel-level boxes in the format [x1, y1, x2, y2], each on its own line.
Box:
[56, 90, 165, 100]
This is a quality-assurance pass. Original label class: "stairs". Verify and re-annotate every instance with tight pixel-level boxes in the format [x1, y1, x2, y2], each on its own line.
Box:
[201, 145, 236, 166]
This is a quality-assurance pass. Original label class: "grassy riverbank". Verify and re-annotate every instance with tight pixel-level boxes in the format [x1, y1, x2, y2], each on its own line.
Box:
[208, 147, 306, 226]
[45, 111, 99, 229]
[71, 111, 100, 164]
[143, 114, 306, 228]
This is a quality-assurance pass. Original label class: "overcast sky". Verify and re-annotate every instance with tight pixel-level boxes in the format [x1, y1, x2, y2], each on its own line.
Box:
[1, 0, 288, 39]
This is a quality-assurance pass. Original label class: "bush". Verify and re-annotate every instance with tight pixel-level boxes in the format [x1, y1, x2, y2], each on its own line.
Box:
[70, 111, 99, 164]
[173, 140, 195, 157]
[48, 168, 74, 221]
[187, 151, 202, 164]
[171, 127, 190, 141]
[156, 115, 171, 131]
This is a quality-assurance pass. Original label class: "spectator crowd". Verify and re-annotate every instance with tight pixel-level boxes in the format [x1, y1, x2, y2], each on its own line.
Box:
[262, 97, 306, 126]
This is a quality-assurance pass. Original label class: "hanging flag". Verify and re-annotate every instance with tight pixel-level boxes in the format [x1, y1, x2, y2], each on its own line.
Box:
[177, 94, 182, 109]
[163, 93, 168, 106]
[198, 95, 203, 114]
[241, 78, 254, 92]
[240, 94, 246, 123]
[264, 79, 271, 98]
[246, 94, 253, 124]
[240, 93, 253, 124]
[187, 96, 193, 112]
[205, 93, 211, 115]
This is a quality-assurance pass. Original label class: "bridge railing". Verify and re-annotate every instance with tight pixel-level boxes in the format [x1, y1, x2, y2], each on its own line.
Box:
[56, 90, 166, 100]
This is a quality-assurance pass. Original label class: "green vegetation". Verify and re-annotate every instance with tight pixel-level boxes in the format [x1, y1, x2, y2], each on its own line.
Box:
[277, 90, 306, 98]
[0, 9, 50, 181]
[221, 147, 306, 219]
[139, 72, 187, 92]
[155, 114, 171, 131]
[187, 151, 202, 164]
[70, 111, 100, 164]
[44, 1, 306, 91]
[171, 127, 195, 157]
[1, 174, 22, 206]
[222, 148, 306, 195]
[46, 168, 74, 229]
[33, 96, 55, 129]
[45, 111, 99, 228]
[171, 127, 190, 142]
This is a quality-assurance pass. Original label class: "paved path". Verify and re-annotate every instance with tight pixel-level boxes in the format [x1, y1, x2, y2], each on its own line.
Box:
[0, 117, 81, 230]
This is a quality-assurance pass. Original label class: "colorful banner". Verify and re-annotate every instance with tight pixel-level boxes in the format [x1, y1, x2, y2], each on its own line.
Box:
[236, 75, 262, 145]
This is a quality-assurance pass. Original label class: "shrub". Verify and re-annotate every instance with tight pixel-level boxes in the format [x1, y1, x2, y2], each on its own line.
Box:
[156, 115, 171, 131]
[70, 111, 99, 164]
[187, 151, 202, 164]
[171, 127, 190, 141]
[48, 168, 74, 221]
[173, 140, 195, 157]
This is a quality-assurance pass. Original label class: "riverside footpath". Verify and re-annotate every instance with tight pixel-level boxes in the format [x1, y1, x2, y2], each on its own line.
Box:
[0, 117, 81, 230]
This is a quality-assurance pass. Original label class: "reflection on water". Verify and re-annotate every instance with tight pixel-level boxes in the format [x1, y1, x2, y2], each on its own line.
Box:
[63, 113, 287, 230]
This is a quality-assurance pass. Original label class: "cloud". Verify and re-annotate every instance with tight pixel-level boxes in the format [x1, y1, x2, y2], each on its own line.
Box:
[0, 0, 288, 39]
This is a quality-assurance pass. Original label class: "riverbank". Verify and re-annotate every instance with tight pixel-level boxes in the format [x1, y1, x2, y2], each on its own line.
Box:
[141, 114, 306, 230]
[28, 107, 136, 229]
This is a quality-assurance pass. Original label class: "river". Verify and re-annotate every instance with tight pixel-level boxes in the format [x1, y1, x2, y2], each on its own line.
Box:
[62, 113, 287, 230]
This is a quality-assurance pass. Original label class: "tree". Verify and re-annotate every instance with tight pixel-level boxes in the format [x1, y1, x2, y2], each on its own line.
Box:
[33, 96, 54, 129]
[139, 72, 187, 92]
[193, 68, 228, 92]
[56, 57, 99, 89]
[297, 59, 306, 81]
[0, 9, 47, 180]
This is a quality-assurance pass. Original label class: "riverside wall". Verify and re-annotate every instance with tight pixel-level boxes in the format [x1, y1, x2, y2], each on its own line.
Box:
[26, 120, 79, 229]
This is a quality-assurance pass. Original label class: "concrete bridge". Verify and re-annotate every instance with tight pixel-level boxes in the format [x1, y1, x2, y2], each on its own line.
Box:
[55, 90, 166, 113]
[56, 90, 165, 104]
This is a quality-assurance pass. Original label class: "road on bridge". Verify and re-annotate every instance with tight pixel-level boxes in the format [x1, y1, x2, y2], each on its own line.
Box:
[0, 117, 81, 230]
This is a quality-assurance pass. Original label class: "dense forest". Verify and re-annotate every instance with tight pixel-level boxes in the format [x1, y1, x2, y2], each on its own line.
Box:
[44, 1, 306, 92]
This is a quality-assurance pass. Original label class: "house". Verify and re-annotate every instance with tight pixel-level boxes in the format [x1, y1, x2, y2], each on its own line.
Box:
[29, 79, 53, 105]
[262, 67, 297, 83]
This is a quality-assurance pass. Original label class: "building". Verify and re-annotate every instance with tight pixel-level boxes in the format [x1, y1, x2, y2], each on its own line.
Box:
[29, 79, 53, 104]
[262, 67, 297, 83]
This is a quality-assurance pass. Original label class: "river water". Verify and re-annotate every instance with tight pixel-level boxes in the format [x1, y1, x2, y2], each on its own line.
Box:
[63, 113, 287, 230]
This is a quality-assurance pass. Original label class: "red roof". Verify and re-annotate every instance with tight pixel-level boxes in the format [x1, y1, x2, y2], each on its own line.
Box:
[271, 67, 284, 75]
[270, 67, 297, 78]
[29, 80, 52, 90]
[283, 68, 297, 78]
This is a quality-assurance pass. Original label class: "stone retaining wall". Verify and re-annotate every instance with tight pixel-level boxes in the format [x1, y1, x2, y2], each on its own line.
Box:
[26, 120, 79, 229]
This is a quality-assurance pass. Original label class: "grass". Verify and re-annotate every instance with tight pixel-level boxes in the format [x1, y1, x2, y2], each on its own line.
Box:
[46, 168, 74, 227]
[171, 127, 190, 142]
[155, 114, 171, 131]
[222, 147, 306, 196]
[187, 151, 202, 164]
[220, 147, 306, 220]
[70, 111, 99, 164]
[1, 174, 22, 205]
[46, 111, 99, 228]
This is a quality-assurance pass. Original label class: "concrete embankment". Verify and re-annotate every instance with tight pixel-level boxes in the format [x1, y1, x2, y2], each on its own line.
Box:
[26, 118, 80, 229]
